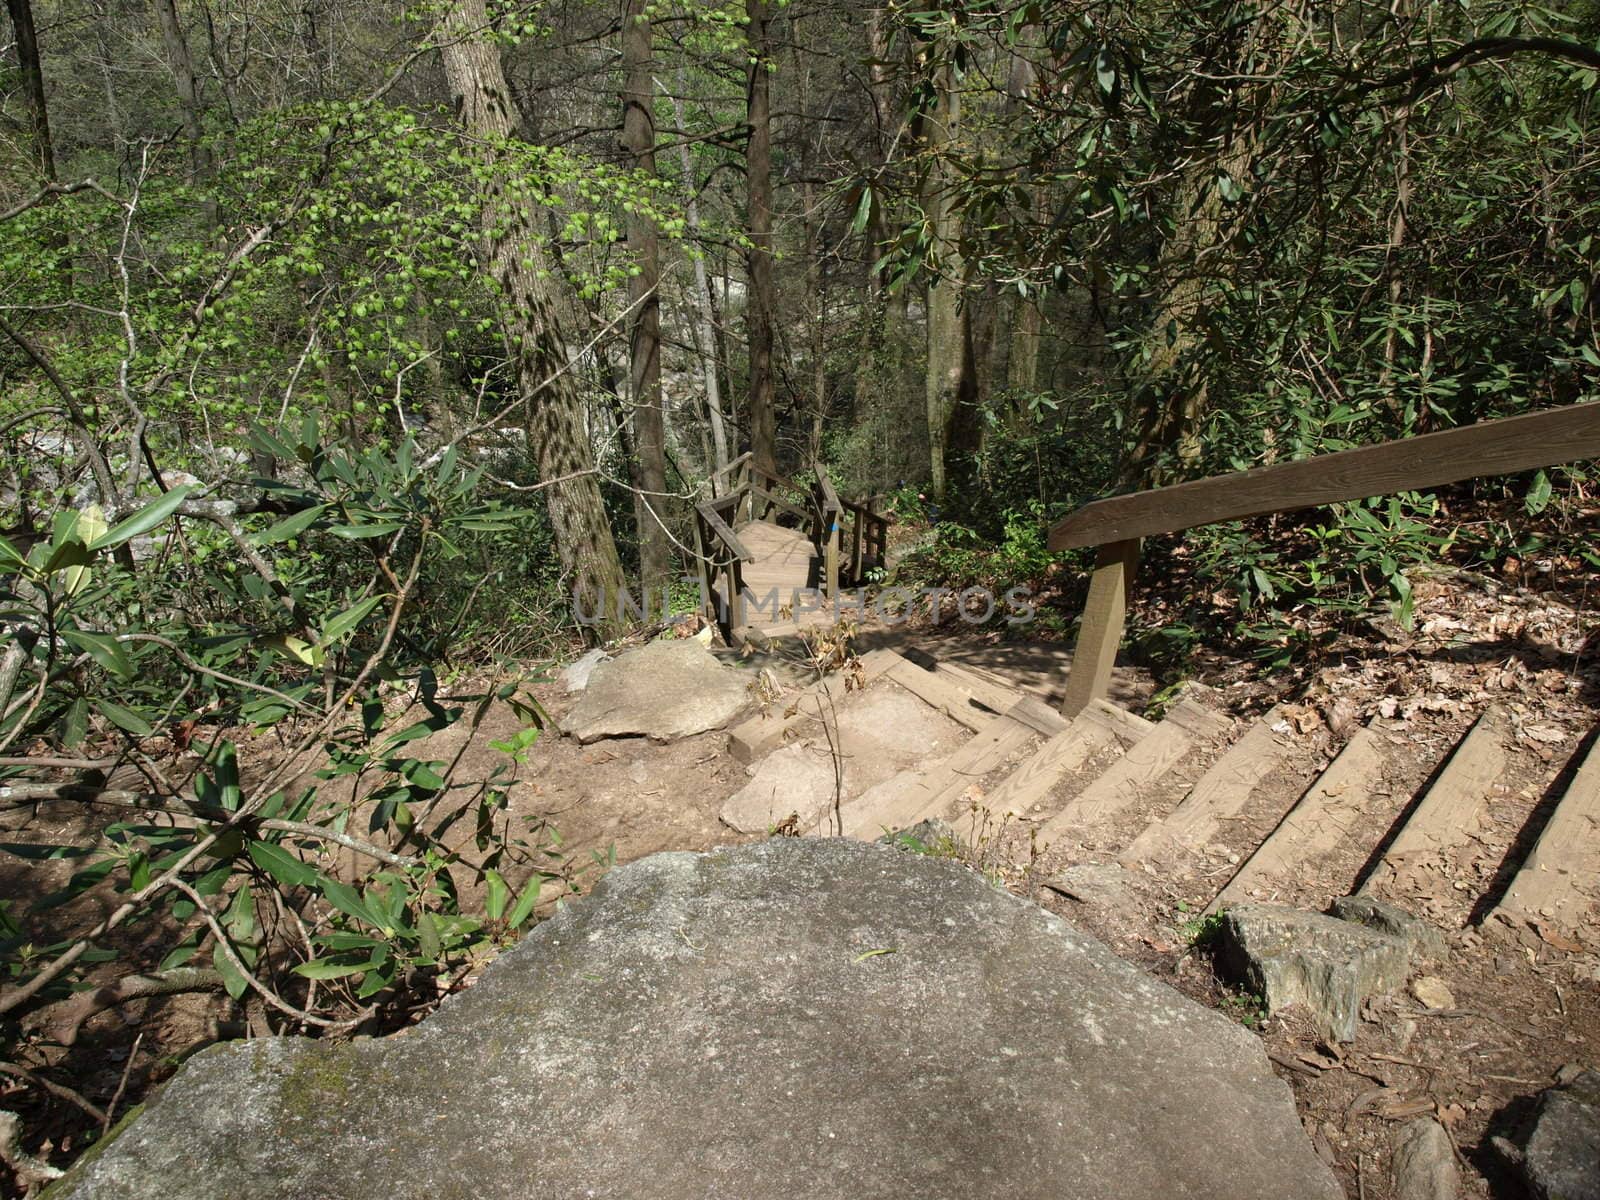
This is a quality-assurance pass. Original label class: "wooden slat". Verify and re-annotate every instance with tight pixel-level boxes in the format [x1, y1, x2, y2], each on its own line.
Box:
[884, 656, 996, 732]
[706, 450, 753, 488]
[1206, 724, 1388, 914]
[984, 718, 1120, 819]
[1003, 693, 1072, 739]
[822, 711, 1036, 838]
[1037, 699, 1222, 839]
[1060, 539, 1139, 716]
[1359, 707, 1507, 898]
[724, 649, 900, 764]
[1050, 401, 1600, 550]
[1120, 707, 1291, 864]
[695, 502, 756, 562]
[1080, 698, 1156, 743]
[1491, 732, 1600, 938]
[929, 660, 1026, 717]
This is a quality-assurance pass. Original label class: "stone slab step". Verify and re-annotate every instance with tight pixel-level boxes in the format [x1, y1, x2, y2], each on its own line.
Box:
[1207, 723, 1388, 914]
[1120, 706, 1292, 865]
[819, 707, 1038, 838]
[724, 648, 901, 763]
[1358, 705, 1508, 901]
[1490, 729, 1600, 938]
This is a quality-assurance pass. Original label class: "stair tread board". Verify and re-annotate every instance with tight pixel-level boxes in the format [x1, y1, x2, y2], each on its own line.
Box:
[985, 718, 1120, 819]
[1120, 707, 1292, 864]
[824, 713, 1038, 838]
[1207, 723, 1389, 913]
[1037, 703, 1221, 843]
[1359, 706, 1509, 898]
[1080, 698, 1157, 742]
[1491, 730, 1600, 937]
[883, 656, 1006, 732]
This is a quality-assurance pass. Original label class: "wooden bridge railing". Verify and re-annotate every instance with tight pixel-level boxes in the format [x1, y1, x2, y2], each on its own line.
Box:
[1050, 401, 1600, 717]
[693, 458, 891, 642]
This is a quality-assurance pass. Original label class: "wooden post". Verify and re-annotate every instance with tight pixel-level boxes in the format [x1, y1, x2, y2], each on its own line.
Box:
[729, 559, 746, 632]
[693, 516, 714, 633]
[850, 511, 864, 583]
[825, 518, 840, 600]
[1060, 538, 1139, 718]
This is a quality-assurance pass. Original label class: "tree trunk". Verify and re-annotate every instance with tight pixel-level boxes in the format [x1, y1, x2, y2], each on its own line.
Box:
[744, 0, 778, 476]
[1009, 294, 1041, 393]
[621, 0, 669, 591]
[6, 0, 56, 181]
[153, 0, 208, 177]
[438, 0, 627, 635]
[1122, 10, 1294, 486]
[671, 75, 728, 474]
[152, 0, 217, 225]
[921, 59, 973, 501]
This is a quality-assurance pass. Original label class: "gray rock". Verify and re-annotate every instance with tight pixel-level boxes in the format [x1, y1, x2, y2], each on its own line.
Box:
[719, 741, 842, 833]
[1329, 894, 1447, 960]
[720, 686, 965, 834]
[1522, 1069, 1600, 1200]
[48, 840, 1340, 1200]
[1045, 863, 1142, 909]
[1390, 1117, 1458, 1200]
[559, 647, 611, 694]
[1219, 902, 1413, 1042]
[876, 817, 960, 852]
[559, 639, 751, 742]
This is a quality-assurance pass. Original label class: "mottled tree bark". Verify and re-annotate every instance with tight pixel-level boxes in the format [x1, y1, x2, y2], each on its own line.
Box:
[438, 0, 627, 634]
[744, 0, 778, 475]
[621, 0, 669, 590]
[6, 0, 56, 181]
[921, 59, 974, 501]
[153, 0, 217, 224]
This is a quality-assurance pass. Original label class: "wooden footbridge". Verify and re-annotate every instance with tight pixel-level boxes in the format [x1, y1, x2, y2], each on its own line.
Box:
[692, 454, 890, 645]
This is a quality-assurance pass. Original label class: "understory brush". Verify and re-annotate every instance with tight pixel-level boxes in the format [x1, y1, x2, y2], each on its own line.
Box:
[0, 421, 603, 1184]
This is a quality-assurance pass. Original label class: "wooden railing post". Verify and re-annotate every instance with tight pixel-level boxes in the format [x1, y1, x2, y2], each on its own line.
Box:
[693, 515, 714, 635]
[729, 560, 745, 631]
[1060, 538, 1139, 718]
[825, 519, 840, 600]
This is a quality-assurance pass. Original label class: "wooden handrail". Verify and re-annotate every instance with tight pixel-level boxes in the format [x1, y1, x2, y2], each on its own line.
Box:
[695, 499, 756, 563]
[1050, 402, 1600, 551]
[706, 450, 753, 486]
[813, 464, 842, 515]
[1054, 402, 1600, 716]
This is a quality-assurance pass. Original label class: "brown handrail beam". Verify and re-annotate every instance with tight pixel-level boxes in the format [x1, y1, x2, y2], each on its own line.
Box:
[1050, 402, 1600, 551]
[695, 502, 756, 563]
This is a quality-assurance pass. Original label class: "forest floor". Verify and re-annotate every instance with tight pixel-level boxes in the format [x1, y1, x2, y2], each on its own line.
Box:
[4, 530, 1597, 1199]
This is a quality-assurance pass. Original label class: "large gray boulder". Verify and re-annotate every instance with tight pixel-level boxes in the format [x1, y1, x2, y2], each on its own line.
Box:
[1219, 902, 1414, 1042]
[1521, 1069, 1600, 1200]
[560, 638, 751, 742]
[49, 840, 1340, 1200]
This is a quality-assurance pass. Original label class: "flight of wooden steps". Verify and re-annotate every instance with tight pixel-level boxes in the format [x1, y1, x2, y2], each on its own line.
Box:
[733, 649, 1600, 943]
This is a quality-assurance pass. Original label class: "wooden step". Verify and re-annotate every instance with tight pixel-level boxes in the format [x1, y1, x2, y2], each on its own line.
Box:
[819, 707, 1038, 838]
[984, 717, 1120, 820]
[1206, 723, 1388, 913]
[724, 649, 899, 763]
[1357, 706, 1508, 899]
[1079, 697, 1157, 743]
[925, 660, 1029, 718]
[1035, 698, 1230, 843]
[1119, 706, 1291, 865]
[884, 654, 1017, 733]
[1490, 730, 1600, 939]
